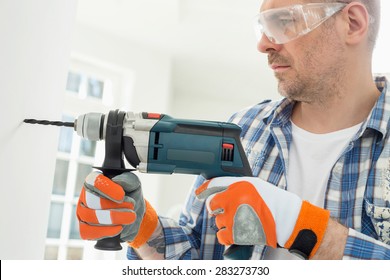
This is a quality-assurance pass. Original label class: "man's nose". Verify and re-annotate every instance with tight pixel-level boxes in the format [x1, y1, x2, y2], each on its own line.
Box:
[257, 34, 283, 53]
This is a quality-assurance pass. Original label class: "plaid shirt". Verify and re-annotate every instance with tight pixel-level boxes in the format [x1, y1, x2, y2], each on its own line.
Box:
[128, 76, 390, 260]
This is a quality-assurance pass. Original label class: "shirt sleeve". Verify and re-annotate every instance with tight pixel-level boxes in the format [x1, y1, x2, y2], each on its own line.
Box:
[127, 176, 224, 260]
[343, 228, 390, 259]
[126, 216, 195, 260]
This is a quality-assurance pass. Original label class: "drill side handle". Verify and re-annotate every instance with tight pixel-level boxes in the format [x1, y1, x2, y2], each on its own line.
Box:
[94, 110, 127, 251]
[94, 168, 126, 251]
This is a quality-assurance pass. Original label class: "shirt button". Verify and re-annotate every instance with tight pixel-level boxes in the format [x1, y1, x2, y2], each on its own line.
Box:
[334, 165, 343, 173]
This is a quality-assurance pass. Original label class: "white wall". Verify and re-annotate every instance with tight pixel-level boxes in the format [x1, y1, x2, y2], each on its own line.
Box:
[0, 0, 77, 259]
[373, 0, 390, 74]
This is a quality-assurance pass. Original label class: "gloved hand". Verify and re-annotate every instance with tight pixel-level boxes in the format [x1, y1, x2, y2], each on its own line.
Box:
[76, 171, 158, 248]
[196, 177, 330, 259]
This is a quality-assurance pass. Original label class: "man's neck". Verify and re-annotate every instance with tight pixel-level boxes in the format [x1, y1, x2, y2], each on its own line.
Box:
[290, 77, 381, 134]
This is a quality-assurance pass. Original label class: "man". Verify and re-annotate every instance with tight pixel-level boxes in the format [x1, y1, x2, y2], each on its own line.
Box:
[76, 0, 390, 259]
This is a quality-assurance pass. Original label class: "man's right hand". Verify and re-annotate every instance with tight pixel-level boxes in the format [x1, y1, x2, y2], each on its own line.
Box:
[76, 171, 158, 248]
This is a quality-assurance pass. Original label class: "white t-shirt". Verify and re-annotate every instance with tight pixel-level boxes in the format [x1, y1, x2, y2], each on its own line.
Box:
[264, 121, 362, 260]
[287, 121, 362, 207]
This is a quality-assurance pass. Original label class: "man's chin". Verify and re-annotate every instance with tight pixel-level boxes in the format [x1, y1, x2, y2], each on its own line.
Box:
[277, 82, 302, 101]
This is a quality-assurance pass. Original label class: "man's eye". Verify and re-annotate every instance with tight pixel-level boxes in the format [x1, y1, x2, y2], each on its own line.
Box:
[278, 17, 294, 27]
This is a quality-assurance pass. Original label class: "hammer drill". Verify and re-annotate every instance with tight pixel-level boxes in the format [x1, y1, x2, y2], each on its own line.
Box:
[25, 109, 253, 259]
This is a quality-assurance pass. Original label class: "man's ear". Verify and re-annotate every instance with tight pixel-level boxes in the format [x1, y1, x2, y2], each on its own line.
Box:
[344, 2, 370, 46]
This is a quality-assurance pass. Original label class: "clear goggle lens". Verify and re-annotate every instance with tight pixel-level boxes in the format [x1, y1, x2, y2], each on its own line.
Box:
[254, 3, 347, 44]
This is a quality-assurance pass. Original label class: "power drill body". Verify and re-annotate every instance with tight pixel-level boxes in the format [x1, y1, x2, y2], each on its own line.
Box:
[76, 110, 252, 179]
[74, 110, 253, 259]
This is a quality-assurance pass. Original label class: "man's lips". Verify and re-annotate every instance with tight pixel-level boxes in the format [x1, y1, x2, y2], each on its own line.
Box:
[270, 64, 291, 73]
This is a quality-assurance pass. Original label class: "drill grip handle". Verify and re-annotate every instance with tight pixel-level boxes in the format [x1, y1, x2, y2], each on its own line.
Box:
[95, 235, 122, 251]
[94, 169, 125, 251]
[94, 110, 128, 251]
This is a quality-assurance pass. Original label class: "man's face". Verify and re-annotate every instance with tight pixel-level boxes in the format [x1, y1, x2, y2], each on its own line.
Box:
[258, 0, 347, 105]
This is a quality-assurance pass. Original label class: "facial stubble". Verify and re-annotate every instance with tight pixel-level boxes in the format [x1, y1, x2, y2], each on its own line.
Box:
[273, 31, 347, 108]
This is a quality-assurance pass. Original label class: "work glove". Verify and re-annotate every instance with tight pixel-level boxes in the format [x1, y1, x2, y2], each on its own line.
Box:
[76, 171, 158, 248]
[196, 177, 330, 259]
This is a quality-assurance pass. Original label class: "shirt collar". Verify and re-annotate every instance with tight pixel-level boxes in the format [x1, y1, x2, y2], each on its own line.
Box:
[262, 98, 294, 127]
[262, 76, 390, 141]
[363, 76, 389, 142]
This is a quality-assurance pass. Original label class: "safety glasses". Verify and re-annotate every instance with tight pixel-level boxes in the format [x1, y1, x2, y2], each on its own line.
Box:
[254, 2, 347, 44]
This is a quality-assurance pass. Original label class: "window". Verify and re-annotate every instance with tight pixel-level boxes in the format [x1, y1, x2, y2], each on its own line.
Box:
[44, 57, 126, 260]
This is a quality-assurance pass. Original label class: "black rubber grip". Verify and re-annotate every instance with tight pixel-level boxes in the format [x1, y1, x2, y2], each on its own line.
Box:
[94, 110, 126, 251]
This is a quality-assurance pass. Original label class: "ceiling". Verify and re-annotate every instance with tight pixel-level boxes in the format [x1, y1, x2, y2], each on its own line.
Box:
[75, 0, 262, 56]
[74, 0, 274, 104]
[74, 0, 389, 101]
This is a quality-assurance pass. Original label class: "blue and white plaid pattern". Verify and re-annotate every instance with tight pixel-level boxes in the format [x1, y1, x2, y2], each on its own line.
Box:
[128, 76, 390, 260]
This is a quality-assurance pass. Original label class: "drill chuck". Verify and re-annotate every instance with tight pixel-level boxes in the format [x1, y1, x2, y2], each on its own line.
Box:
[24, 113, 107, 142]
[75, 113, 106, 141]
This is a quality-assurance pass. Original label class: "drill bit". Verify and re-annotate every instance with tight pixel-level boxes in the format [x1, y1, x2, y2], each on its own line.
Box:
[23, 119, 74, 128]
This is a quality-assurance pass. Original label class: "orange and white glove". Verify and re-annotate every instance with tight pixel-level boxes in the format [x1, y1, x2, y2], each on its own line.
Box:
[76, 171, 158, 248]
[196, 177, 330, 259]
